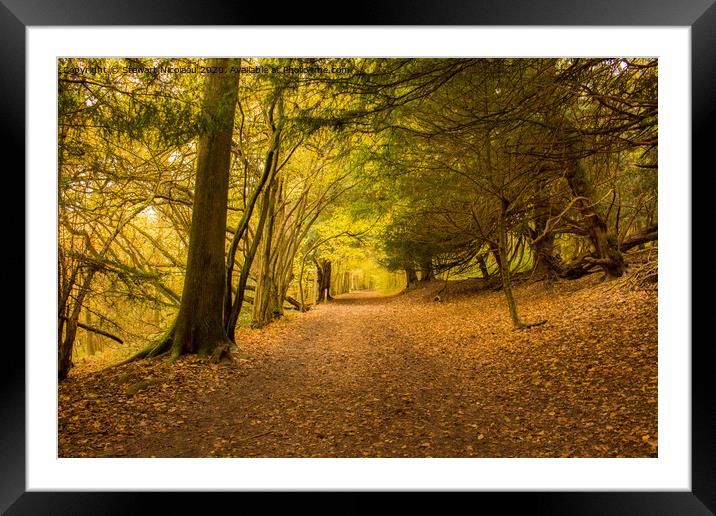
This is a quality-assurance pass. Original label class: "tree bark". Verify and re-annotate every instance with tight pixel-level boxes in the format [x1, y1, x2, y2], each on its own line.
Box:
[477, 255, 490, 279]
[225, 196, 269, 339]
[419, 258, 434, 282]
[224, 121, 279, 327]
[58, 266, 97, 380]
[530, 180, 561, 282]
[497, 203, 525, 329]
[563, 145, 624, 279]
[252, 177, 279, 328]
[405, 265, 418, 289]
[490, 244, 502, 279]
[531, 221, 560, 282]
[225, 149, 275, 340]
[85, 309, 96, 356]
[314, 258, 332, 303]
[342, 271, 351, 294]
[285, 296, 302, 310]
[163, 58, 239, 361]
[58, 319, 77, 381]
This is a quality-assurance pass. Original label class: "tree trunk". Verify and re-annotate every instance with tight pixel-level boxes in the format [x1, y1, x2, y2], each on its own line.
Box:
[564, 152, 624, 279]
[163, 58, 239, 361]
[530, 180, 561, 282]
[490, 244, 502, 279]
[323, 261, 332, 299]
[58, 268, 97, 380]
[332, 262, 342, 296]
[531, 221, 560, 282]
[313, 264, 319, 304]
[223, 118, 279, 327]
[498, 204, 525, 329]
[419, 258, 434, 282]
[405, 265, 418, 289]
[85, 309, 96, 356]
[620, 223, 658, 252]
[58, 318, 77, 381]
[343, 271, 351, 293]
[315, 258, 332, 303]
[477, 255, 490, 279]
[252, 177, 279, 328]
[297, 254, 312, 312]
[225, 173, 273, 340]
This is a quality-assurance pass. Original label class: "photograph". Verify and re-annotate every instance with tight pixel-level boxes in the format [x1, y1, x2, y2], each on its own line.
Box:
[56, 57, 659, 459]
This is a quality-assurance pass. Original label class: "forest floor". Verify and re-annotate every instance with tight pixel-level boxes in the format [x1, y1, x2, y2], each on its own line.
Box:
[59, 274, 658, 458]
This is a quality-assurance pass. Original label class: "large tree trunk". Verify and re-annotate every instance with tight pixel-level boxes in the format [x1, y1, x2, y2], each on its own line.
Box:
[531, 220, 560, 282]
[159, 59, 239, 361]
[567, 162, 624, 278]
[419, 258, 434, 282]
[530, 180, 561, 282]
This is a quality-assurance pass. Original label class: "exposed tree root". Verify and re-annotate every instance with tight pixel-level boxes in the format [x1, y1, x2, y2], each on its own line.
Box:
[607, 247, 658, 292]
[103, 329, 173, 370]
[512, 319, 548, 331]
[209, 339, 233, 364]
[106, 331, 234, 370]
[106, 341, 169, 369]
[524, 319, 547, 328]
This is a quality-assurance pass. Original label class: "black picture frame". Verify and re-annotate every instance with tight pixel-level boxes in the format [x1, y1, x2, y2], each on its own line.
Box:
[5, 1, 710, 514]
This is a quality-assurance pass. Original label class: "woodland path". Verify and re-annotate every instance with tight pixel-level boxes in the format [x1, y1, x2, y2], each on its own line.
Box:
[59, 278, 658, 458]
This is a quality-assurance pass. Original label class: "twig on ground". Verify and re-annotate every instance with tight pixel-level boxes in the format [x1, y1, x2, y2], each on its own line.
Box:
[234, 430, 272, 443]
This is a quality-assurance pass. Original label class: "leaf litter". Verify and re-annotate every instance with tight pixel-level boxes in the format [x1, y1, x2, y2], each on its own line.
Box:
[59, 274, 657, 458]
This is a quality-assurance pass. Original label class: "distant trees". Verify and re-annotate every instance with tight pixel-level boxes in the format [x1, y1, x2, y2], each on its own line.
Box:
[246, 126, 359, 325]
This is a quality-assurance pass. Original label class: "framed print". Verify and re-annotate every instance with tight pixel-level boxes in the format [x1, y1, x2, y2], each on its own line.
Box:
[6, 0, 712, 513]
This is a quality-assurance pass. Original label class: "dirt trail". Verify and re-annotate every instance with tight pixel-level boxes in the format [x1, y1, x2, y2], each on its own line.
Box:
[59, 279, 658, 458]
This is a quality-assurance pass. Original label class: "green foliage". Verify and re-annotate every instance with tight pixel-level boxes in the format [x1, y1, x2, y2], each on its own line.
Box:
[58, 57, 658, 369]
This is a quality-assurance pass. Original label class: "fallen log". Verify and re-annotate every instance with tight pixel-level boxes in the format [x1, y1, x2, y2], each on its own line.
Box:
[285, 295, 302, 310]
